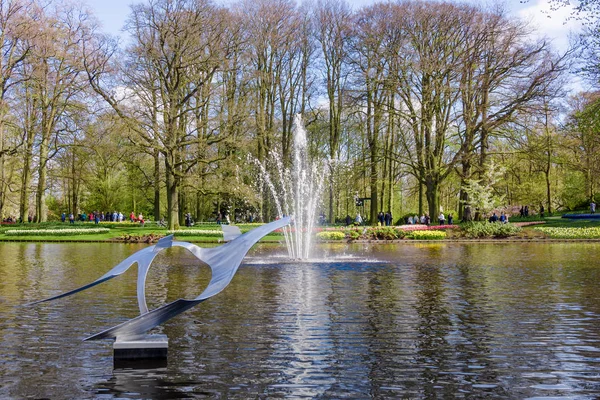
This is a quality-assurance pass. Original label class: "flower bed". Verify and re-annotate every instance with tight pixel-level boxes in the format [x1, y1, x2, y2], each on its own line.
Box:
[166, 229, 223, 237]
[534, 227, 600, 239]
[398, 224, 459, 231]
[5, 228, 110, 236]
[316, 231, 346, 240]
[408, 230, 446, 240]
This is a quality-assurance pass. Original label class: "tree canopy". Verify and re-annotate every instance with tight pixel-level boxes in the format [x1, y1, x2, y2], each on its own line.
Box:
[0, 0, 595, 226]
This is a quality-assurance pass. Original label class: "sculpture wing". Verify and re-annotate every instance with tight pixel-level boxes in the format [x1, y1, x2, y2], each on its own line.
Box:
[24, 235, 174, 306]
[85, 217, 291, 340]
[85, 298, 201, 341]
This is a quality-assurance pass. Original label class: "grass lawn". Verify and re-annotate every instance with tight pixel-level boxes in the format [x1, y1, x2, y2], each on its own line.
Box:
[525, 216, 600, 228]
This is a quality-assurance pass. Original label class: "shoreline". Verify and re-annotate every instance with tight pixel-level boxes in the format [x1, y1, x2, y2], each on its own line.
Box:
[1, 237, 600, 244]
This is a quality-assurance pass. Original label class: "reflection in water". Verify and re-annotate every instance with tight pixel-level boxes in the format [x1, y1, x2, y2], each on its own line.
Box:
[0, 242, 600, 398]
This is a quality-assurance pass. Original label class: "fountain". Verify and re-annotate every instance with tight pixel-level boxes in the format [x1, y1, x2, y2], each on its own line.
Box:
[24, 115, 324, 367]
[255, 114, 326, 259]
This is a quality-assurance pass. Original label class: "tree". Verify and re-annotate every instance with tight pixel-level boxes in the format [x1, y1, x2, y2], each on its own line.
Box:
[84, 0, 226, 229]
[350, 3, 397, 224]
[313, 0, 351, 223]
[456, 6, 569, 219]
[564, 91, 600, 201]
[0, 0, 36, 219]
[393, 2, 469, 221]
[461, 160, 506, 218]
[27, 3, 91, 222]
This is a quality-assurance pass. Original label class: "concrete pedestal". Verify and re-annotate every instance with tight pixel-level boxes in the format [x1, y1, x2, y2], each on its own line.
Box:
[113, 334, 168, 369]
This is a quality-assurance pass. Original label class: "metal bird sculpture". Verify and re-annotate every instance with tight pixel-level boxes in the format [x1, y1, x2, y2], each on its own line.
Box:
[26, 217, 291, 341]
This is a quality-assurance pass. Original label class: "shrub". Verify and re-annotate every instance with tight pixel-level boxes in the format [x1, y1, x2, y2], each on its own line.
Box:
[460, 222, 521, 238]
[371, 227, 398, 240]
[346, 230, 361, 240]
[316, 231, 346, 240]
[408, 230, 446, 240]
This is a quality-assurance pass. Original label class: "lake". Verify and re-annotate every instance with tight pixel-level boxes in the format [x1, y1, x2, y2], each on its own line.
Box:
[0, 242, 599, 398]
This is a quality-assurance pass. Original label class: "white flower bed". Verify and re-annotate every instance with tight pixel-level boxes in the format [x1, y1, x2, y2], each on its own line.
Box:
[5, 228, 110, 236]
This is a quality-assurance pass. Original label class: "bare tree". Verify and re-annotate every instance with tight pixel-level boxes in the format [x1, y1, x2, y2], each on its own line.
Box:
[456, 6, 569, 219]
[313, 0, 352, 223]
[392, 2, 468, 221]
[84, 0, 225, 229]
[24, 2, 91, 222]
[0, 0, 36, 219]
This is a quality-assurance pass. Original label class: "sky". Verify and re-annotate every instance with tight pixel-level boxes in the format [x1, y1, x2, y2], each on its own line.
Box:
[84, 0, 587, 90]
[85, 0, 582, 47]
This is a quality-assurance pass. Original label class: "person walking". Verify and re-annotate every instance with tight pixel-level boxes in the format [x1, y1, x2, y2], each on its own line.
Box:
[355, 213, 363, 226]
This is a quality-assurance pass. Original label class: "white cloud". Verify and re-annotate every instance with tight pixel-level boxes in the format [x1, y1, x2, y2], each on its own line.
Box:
[515, 0, 582, 52]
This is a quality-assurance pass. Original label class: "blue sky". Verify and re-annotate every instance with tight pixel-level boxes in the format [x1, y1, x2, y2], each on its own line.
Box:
[85, 0, 586, 93]
[85, 0, 581, 54]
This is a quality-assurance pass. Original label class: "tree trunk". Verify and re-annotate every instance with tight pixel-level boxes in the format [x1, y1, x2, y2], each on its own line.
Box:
[0, 123, 5, 220]
[154, 149, 161, 220]
[418, 182, 424, 215]
[19, 152, 31, 223]
[329, 164, 335, 224]
[166, 165, 179, 230]
[370, 146, 378, 225]
[36, 130, 49, 223]
[426, 179, 439, 223]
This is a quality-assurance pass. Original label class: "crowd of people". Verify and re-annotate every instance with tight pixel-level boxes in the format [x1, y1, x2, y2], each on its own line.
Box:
[60, 211, 145, 225]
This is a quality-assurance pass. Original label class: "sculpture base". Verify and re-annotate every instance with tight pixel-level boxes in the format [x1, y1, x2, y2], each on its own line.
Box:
[113, 334, 168, 369]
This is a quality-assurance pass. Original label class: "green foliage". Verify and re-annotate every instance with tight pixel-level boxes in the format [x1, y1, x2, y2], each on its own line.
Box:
[462, 160, 506, 215]
[316, 231, 346, 240]
[534, 227, 600, 239]
[347, 229, 361, 240]
[408, 230, 446, 240]
[370, 227, 407, 240]
[460, 221, 522, 238]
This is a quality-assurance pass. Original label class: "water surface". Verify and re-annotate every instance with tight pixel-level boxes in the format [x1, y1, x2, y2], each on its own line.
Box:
[0, 242, 599, 398]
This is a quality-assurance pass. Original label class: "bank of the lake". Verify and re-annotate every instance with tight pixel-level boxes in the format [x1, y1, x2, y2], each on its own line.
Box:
[1, 215, 600, 243]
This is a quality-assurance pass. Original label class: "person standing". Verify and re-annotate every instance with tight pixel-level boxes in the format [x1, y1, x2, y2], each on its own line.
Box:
[438, 212, 445, 225]
[355, 213, 363, 226]
[591, 201, 596, 214]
